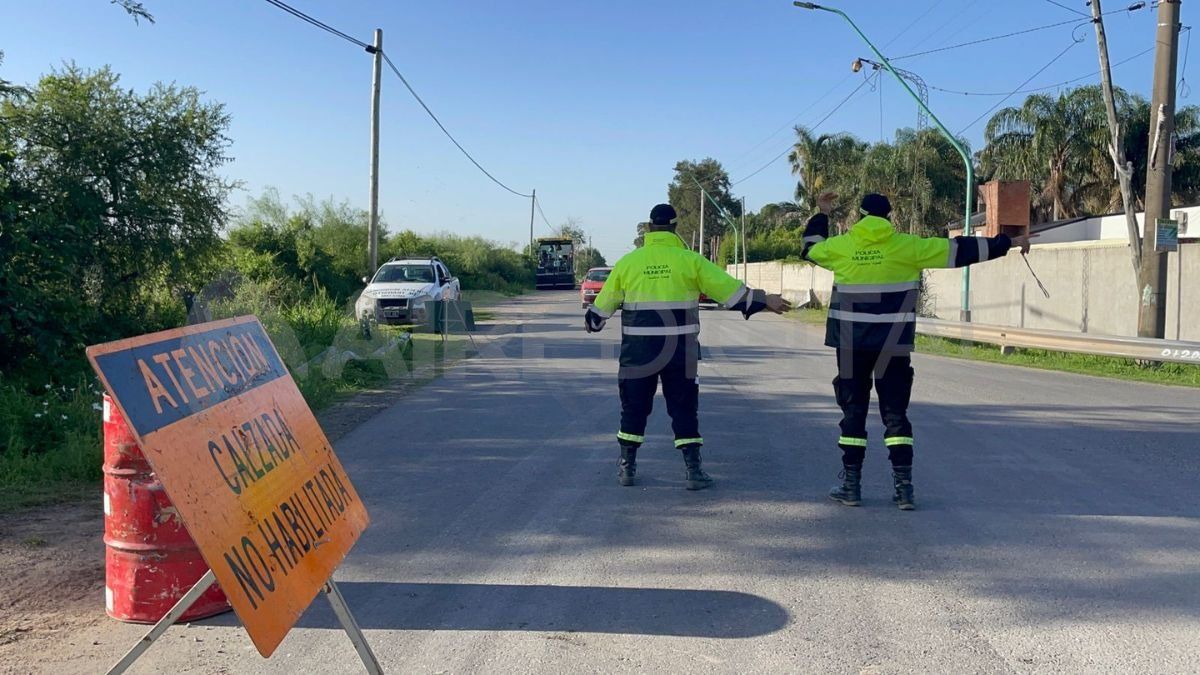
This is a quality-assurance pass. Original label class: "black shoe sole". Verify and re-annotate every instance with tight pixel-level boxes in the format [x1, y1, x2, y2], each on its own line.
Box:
[829, 494, 862, 507]
[685, 480, 713, 491]
[618, 476, 635, 486]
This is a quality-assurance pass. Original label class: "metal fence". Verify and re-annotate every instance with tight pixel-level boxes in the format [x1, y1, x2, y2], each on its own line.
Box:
[916, 318, 1200, 365]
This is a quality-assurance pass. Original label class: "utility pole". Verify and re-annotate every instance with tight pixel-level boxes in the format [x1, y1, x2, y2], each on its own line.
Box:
[1090, 1, 1145, 285]
[367, 29, 383, 275]
[1139, 0, 1182, 338]
[699, 190, 706, 259]
[529, 189, 536, 259]
[741, 196, 748, 282]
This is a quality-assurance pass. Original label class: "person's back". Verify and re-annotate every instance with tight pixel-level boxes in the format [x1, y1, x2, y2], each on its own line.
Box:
[585, 203, 788, 490]
[801, 192, 1031, 510]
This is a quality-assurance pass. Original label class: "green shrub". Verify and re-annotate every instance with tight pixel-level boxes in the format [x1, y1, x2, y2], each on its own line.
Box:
[0, 376, 104, 512]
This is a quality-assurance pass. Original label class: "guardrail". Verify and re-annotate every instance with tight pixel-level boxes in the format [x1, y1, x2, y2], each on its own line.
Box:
[915, 318, 1200, 365]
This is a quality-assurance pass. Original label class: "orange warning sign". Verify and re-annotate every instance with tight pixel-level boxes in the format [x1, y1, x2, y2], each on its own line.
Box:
[87, 316, 369, 657]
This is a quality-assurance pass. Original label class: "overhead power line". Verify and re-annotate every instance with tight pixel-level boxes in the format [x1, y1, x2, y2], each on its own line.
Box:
[380, 52, 532, 199]
[893, 3, 1146, 61]
[534, 195, 554, 230]
[730, 0, 946, 170]
[732, 73, 876, 187]
[930, 44, 1156, 96]
[261, 0, 370, 49]
[1043, 0, 1091, 18]
[1181, 25, 1194, 98]
[957, 37, 1084, 134]
[891, 17, 1084, 60]
[260, 0, 534, 200]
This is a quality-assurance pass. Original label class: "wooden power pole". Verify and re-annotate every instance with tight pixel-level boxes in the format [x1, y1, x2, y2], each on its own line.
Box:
[1139, 0, 1182, 338]
[1089, 0, 1143, 278]
[529, 189, 536, 258]
[367, 29, 383, 275]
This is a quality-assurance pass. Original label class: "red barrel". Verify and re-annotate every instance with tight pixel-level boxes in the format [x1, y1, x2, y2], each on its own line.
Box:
[102, 394, 231, 623]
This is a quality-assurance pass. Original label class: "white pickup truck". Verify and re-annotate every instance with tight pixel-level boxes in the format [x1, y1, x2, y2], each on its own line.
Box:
[355, 256, 461, 326]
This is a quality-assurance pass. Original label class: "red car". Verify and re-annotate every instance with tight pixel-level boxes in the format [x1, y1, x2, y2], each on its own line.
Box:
[580, 266, 612, 308]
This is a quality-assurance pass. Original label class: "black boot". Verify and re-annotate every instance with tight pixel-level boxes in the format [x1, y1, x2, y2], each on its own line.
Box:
[828, 464, 862, 506]
[618, 443, 638, 486]
[892, 465, 915, 510]
[680, 445, 713, 491]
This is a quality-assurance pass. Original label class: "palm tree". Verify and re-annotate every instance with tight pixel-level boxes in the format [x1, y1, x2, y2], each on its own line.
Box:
[757, 201, 805, 230]
[788, 126, 865, 209]
[1118, 95, 1200, 209]
[980, 87, 1112, 222]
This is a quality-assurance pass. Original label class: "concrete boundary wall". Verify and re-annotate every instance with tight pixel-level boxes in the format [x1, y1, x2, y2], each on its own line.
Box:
[728, 262, 835, 307]
[730, 240, 1198, 340]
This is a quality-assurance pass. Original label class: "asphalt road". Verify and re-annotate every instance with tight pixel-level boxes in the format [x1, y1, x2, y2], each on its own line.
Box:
[56, 292, 1200, 674]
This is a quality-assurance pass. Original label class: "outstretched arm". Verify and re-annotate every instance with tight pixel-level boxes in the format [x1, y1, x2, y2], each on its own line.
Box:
[802, 191, 838, 266]
[914, 232, 1034, 269]
[696, 258, 791, 318]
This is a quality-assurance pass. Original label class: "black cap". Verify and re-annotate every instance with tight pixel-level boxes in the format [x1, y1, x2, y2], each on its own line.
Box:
[860, 193, 892, 218]
[649, 203, 678, 227]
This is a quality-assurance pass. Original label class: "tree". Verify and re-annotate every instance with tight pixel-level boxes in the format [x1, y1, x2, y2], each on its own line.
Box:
[666, 158, 740, 254]
[112, 0, 154, 23]
[0, 52, 28, 98]
[788, 126, 865, 214]
[1115, 95, 1200, 209]
[0, 65, 233, 376]
[227, 189, 374, 302]
[980, 87, 1111, 221]
[554, 218, 586, 246]
[575, 247, 607, 278]
[633, 221, 649, 249]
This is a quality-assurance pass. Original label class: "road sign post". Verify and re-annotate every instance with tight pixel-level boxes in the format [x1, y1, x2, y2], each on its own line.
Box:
[87, 316, 379, 671]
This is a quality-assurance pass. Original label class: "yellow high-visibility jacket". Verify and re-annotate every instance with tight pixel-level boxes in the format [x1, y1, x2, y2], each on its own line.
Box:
[586, 230, 763, 367]
[802, 213, 1013, 351]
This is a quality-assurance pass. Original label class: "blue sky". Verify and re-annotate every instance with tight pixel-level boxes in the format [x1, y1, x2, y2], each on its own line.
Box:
[1, 1, 1173, 259]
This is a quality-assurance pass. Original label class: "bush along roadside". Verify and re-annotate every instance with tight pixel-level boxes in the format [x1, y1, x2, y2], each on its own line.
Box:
[0, 377, 104, 512]
[0, 278, 488, 513]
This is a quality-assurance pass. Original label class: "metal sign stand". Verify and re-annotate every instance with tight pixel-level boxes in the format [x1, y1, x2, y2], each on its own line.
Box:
[106, 574, 382, 675]
[439, 297, 478, 350]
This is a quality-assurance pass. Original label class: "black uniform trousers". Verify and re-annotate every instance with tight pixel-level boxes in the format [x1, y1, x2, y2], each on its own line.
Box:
[618, 335, 702, 448]
[833, 348, 914, 467]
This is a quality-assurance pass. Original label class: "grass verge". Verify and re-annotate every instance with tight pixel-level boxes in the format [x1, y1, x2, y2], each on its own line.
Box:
[784, 307, 1200, 388]
[917, 335, 1200, 387]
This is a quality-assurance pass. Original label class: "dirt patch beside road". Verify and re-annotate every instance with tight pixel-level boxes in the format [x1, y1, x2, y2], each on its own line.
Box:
[0, 501, 105, 671]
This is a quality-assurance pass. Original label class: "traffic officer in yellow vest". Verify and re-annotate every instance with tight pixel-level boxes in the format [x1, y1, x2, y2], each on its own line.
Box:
[803, 192, 1033, 509]
[586, 203, 790, 489]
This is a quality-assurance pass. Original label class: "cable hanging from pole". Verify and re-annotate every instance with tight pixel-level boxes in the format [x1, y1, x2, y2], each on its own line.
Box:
[534, 195, 554, 230]
[259, 0, 535, 201]
[380, 52, 532, 199]
[261, 0, 370, 48]
[731, 73, 875, 186]
[930, 44, 1157, 96]
[892, 2, 1146, 61]
[956, 36, 1086, 133]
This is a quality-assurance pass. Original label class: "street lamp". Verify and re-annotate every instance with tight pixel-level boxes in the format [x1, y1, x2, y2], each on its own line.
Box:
[853, 56, 930, 236]
[795, 2, 976, 321]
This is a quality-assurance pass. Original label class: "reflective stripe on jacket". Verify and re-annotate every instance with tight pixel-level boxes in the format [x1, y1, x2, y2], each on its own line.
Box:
[590, 230, 746, 366]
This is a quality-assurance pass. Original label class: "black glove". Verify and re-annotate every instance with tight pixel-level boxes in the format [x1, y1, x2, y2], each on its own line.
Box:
[585, 310, 606, 333]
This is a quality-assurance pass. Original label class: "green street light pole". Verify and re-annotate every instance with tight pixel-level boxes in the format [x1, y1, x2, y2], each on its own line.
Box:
[794, 2, 976, 321]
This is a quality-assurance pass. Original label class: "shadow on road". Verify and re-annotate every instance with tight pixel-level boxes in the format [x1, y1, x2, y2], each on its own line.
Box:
[275, 582, 790, 637]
